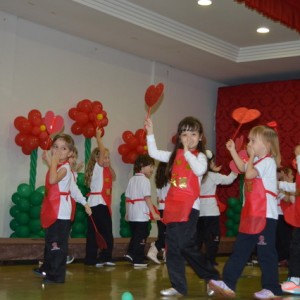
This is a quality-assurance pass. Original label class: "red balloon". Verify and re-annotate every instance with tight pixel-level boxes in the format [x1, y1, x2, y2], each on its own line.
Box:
[27, 136, 39, 150]
[15, 133, 27, 146]
[83, 124, 95, 138]
[28, 109, 42, 120]
[32, 126, 41, 136]
[75, 112, 89, 125]
[118, 144, 130, 155]
[145, 83, 164, 107]
[22, 143, 32, 155]
[91, 101, 103, 113]
[127, 136, 138, 150]
[136, 145, 145, 154]
[122, 131, 134, 143]
[71, 122, 83, 135]
[14, 116, 27, 131]
[39, 131, 49, 141]
[127, 151, 138, 164]
[135, 128, 146, 144]
[19, 120, 32, 134]
[39, 138, 51, 150]
[89, 112, 96, 122]
[68, 108, 78, 120]
[78, 99, 92, 112]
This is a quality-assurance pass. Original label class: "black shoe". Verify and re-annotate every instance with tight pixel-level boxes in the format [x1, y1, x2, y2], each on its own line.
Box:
[33, 268, 46, 277]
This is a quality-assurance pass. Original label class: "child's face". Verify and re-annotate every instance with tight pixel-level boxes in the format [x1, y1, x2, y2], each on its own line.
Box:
[141, 164, 154, 179]
[51, 138, 73, 162]
[247, 134, 269, 158]
[179, 130, 201, 150]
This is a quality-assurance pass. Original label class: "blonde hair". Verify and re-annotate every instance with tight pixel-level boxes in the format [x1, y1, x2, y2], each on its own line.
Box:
[249, 125, 281, 167]
[84, 147, 109, 187]
[52, 133, 75, 152]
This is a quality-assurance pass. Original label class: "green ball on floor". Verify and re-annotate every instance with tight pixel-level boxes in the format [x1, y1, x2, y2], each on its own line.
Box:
[121, 291, 134, 300]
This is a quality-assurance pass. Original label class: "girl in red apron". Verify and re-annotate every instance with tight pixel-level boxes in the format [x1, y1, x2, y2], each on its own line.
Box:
[84, 128, 116, 266]
[197, 150, 238, 266]
[145, 116, 220, 297]
[209, 125, 283, 299]
[279, 145, 300, 295]
[40, 134, 92, 283]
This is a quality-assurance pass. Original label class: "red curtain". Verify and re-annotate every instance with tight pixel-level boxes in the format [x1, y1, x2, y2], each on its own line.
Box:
[216, 79, 300, 235]
[236, 0, 300, 33]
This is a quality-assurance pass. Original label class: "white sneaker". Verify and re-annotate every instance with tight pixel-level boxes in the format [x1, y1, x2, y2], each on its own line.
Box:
[162, 248, 166, 262]
[147, 242, 161, 264]
[124, 254, 133, 262]
[66, 255, 75, 264]
[133, 263, 148, 268]
[160, 287, 182, 296]
[95, 263, 104, 267]
[281, 278, 300, 295]
[103, 261, 116, 266]
[208, 280, 236, 298]
[207, 283, 215, 296]
[254, 289, 278, 299]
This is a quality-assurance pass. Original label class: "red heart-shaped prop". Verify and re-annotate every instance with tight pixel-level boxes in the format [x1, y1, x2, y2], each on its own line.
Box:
[232, 107, 261, 124]
[145, 83, 164, 108]
[44, 111, 64, 135]
[229, 150, 249, 174]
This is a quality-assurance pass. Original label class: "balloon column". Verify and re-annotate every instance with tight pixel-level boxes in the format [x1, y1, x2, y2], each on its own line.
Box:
[225, 197, 242, 237]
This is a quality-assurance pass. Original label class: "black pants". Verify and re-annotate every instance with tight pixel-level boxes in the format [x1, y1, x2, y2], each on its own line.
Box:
[127, 221, 149, 264]
[85, 204, 114, 265]
[289, 228, 300, 277]
[155, 209, 166, 251]
[197, 216, 220, 265]
[223, 218, 282, 295]
[43, 219, 71, 282]
[166, 209, 219, 295]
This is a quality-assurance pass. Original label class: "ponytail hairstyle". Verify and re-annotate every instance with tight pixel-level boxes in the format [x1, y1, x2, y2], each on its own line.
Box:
[85, 147, 100, 187]
[155, 162, 169, 189]
[166, 116, 206, 180]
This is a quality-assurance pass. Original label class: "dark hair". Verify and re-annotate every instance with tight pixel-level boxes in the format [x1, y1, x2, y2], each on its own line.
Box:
[134, 154, 155, 173]
[166, 116, 206, 179]
[155, 162, 169, 189]
[202, 151, 215, 182]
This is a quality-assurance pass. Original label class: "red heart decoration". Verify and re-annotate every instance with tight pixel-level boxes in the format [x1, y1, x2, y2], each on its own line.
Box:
[44, 111, 64, 135]
[145, 83, 164, 108]
[232, 107, 261, 124]
[229, 150, 249, 174]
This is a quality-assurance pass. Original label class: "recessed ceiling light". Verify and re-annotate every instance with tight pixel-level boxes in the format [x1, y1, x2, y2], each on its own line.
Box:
[257, 27, 270, 33]
[198, 0, 212, 6]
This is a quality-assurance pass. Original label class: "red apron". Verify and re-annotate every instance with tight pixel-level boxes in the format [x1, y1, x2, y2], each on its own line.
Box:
[163, 149, 200, 224]
[88, 167, 113, 215]
[281, 171, 300, 227]
[41, 162, 74, 228]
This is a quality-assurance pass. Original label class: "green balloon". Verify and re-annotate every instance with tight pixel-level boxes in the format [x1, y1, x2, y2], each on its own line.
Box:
[35, 185, 45, 196]
[11, 192, 22, 205]
[120, 227, 131, 238]
[228, 197, 239, 208]
[71, 233, 86, 238]
[15, 225, 30, 237]
[39, 229, 45, 238]
[16, 212, 30, 225]
[232, 213, 240, 224]
[76, 173, 85, 186]
[17, 183, 33, 198]
[226, 229, 235, 237]
[75, 210, 86, 222]
[30, 191, 44, 206]
[9, 205, 20, 218]
[121, 193, 126, 202]
[225, 219, 234, 229]
[226, 209, 235, 218]
[10, 232, 18, 238]
[10, 219, 19, 231]
[29, 219, 41, 233]
[30, 206, 41, 219]
[72, 222, 85, 234]
[17, 198, 31, 212]
[233, 203, 242, 213]
[122, 292, 134, 300]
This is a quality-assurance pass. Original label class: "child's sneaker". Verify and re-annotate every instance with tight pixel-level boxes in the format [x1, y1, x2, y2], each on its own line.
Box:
[147, 242, 161, 264]
[281, 278, 300, 295]
[208, 280, 236, 298]
[66, 255, 75, 264]
[160, 287, 183, 296]
[253, 289, 278, 299]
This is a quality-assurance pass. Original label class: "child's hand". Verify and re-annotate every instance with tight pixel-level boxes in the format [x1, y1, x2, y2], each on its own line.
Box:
[212, 164, 222, 172]
[152, 212, 160, 221]
[144, 117, 153, 135]
[247, 144, 255, 159]
[295, 145, 300, 156]
[84, 204, 92, 216]
[76, 161, 84, 173]
[226, 139, 235, 152]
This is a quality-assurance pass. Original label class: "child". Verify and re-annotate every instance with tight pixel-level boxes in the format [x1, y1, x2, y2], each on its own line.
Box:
[147, 161, 170, 264]
[197, 150, 238, 266]
[40, 133, 92, 283]
[209, 125, 283, 299]
[276, 167, 294, 267]
[278, 145, 300, 295]
[124, 154, 160, 267]
[145, 116, 219, 297]
[84, 127, 116, 267]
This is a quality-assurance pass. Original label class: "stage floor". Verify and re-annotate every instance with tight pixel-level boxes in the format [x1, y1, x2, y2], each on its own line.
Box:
[0, 257, 295, 300]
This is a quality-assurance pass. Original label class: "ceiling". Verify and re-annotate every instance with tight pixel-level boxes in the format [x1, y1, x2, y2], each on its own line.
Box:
[0, 0, 300, 85]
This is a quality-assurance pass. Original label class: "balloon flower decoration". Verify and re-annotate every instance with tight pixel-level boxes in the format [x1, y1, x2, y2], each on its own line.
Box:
[145, 83, 164, 117]
[68, 99, 108, 138]
[118, 129, 148, 164]
[14, 109, 63, 155]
